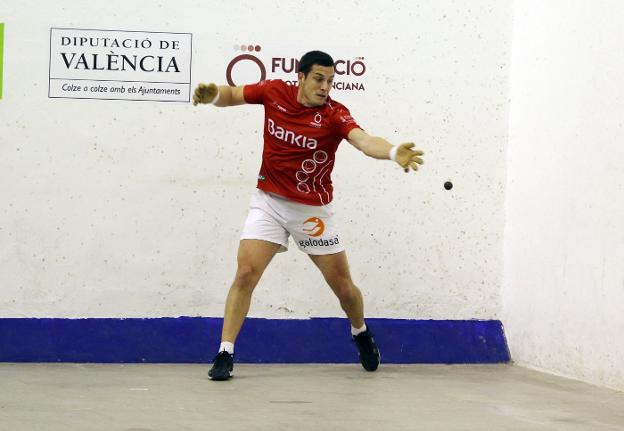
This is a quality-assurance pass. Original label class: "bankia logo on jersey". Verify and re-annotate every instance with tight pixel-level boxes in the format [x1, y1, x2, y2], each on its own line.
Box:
[224, 43, 367, 99]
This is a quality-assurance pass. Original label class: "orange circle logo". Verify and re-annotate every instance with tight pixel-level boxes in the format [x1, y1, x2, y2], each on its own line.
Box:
[303, 217, 325, 237]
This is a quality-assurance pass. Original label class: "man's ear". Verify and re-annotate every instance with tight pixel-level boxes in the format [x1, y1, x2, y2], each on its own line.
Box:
[297, 71, 305, 84]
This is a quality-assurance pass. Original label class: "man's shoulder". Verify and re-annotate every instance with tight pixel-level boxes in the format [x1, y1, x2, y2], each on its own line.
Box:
[325, 97, 351, 114]
[245, 79, 295, 105]
[254, 78, 288, 89]
[245, 78, 287, 91]
[324, 97, 354, 124]
[263, 79, 299, 106]
[324, 97, 359, 131]
[255, 79, 295, 97]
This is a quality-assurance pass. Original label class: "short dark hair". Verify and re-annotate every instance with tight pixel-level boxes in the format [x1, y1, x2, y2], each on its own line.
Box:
[298, 51, 335, 76]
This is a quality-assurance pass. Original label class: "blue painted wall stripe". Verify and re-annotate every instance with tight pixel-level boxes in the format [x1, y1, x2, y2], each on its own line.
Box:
[0, 318, 510, 364]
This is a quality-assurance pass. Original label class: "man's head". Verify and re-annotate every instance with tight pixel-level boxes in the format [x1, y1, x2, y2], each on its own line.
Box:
[297, 51, 335, 107]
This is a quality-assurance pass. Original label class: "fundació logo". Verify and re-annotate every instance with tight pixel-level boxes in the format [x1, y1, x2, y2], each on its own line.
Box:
[225, 43, 366, 90]
[226, 44, 266, 86]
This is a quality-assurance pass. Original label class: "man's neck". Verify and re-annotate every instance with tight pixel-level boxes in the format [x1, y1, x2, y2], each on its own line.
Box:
[296, 88, 311, 107]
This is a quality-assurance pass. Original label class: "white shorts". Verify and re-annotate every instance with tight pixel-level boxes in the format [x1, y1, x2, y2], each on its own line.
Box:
[240, 189, 345, 255]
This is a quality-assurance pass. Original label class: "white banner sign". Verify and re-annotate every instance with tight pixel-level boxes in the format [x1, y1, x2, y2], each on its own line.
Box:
[49, 28, 192, 102]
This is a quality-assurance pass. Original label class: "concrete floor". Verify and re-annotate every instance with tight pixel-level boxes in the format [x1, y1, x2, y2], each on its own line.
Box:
[0, 364, 623, 431]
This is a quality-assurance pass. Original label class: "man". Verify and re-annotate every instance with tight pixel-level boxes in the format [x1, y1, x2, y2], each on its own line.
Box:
[193, 51, 423, 380]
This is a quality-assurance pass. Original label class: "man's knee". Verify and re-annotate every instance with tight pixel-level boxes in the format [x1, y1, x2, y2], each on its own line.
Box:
[331, 277, 358, 303]
[233, 264, 262, 291]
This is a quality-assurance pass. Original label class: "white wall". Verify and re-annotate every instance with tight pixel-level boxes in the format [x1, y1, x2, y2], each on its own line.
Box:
[504, 1, 624, 391]
[0, 0, 512, 319]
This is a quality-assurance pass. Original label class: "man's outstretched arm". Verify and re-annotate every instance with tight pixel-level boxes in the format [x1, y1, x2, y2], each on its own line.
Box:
[192, 83, 246, 107]
[347, 128, 424, 172]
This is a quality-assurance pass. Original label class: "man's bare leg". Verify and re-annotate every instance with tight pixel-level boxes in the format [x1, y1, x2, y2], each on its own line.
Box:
[309, 250, 380, 371]
[210, 239, 281, 380]
[308, 250, 364, 328]
[220, 239, 281, 344]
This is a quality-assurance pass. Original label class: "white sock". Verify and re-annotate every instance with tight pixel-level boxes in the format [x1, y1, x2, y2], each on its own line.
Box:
[219, 341, 234, 354]
[351, 323, 367, 336]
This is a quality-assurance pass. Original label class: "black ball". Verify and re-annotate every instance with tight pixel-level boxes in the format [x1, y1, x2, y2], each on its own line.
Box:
[444, 181, 453, 190]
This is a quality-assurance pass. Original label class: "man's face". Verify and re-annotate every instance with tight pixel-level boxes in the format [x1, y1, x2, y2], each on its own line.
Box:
[297, 64, 335, 107]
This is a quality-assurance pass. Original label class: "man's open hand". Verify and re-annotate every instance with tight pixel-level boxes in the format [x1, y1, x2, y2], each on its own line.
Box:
[192, 83, 219, 106]
[395, 143, 424, 172]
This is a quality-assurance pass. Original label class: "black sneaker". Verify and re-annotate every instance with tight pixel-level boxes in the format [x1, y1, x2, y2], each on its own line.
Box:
[208, 351, 234, 380]
[352, 329, 381, 371]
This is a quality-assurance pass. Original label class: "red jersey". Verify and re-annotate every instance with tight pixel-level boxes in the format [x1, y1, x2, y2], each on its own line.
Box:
[243, 79, 360, 206]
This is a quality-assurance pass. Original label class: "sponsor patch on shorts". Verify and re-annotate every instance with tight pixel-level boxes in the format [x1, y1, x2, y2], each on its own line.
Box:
[298, 235, 340, 249]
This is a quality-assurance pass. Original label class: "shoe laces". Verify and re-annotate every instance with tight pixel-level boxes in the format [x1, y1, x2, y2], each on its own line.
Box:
[214, 351, 232, 363]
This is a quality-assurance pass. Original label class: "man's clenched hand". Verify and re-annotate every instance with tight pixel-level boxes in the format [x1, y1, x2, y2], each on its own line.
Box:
[192, 83, 219, 106]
